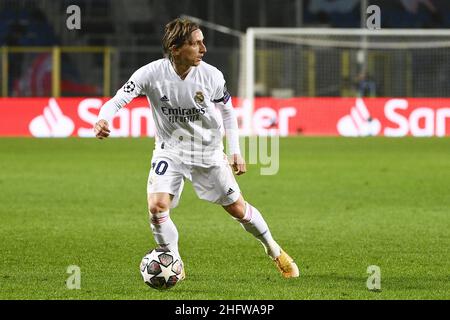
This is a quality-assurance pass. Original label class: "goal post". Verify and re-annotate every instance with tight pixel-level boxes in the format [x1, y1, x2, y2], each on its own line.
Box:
[243, 28, 450, 108]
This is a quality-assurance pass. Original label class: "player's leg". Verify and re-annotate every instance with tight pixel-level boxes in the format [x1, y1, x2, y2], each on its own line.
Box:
[192, 162, 299, 278]
[223, 195, 280, 258]
[223, 195, 299, 278]
[147, 155, 186, 279]
[148, 192, 179, 257]
[148, 192, 186, 281]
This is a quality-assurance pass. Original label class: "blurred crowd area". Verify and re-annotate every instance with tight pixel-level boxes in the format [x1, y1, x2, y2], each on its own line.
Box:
[1, 0, 449, 97]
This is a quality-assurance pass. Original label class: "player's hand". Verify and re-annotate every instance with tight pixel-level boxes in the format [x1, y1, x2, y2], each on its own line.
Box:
[94, 119, 111, 139]
[229, 154, 246, 176]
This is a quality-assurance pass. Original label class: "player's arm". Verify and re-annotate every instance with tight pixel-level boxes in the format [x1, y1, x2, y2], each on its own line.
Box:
[215, 94, 246, 175]
[94, 100, 116, 139]
[94, 69, 146, 139]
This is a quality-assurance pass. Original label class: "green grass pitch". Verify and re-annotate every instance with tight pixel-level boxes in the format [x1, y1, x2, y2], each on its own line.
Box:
[0, 137, 449, 299]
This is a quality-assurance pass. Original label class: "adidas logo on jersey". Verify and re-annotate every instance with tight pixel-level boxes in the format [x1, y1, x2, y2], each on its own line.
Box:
[226, 188, 235, 196]
[160, 95, 169, 102]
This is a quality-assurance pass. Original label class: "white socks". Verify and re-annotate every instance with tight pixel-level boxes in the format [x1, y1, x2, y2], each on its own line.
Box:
[237, 203, 281, 259]
[150, 205, 281, 262]
[150, 210, 180, 259]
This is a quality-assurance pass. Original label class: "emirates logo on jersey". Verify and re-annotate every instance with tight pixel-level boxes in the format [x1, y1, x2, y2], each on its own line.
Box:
[194, 91, 204, 104]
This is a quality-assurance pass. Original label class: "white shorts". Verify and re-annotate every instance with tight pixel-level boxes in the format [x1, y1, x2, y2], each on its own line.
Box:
[147, 151, 241, 208]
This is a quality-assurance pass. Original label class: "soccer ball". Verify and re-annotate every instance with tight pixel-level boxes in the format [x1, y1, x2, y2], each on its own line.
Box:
[139, 248, 183, 290]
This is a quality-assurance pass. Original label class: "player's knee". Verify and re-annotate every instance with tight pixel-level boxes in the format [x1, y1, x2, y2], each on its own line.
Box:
[148, 193, 172, 215]
[148, 200, 170, 215]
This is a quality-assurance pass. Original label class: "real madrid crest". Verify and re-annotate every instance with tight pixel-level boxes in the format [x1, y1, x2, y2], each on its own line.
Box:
[194, 91, 204, 104]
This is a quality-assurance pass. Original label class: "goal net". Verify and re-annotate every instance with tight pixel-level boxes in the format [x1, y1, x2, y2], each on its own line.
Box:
[242, 28, 450, 101]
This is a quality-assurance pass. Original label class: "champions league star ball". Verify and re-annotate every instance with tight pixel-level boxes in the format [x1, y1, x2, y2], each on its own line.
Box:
[140, 248, 183, 290]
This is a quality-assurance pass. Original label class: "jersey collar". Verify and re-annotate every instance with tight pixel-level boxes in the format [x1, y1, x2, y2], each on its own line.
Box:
[168, 59, 197, 81]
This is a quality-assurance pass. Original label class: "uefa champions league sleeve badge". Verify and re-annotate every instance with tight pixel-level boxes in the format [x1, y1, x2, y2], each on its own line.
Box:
[123, 81, 136, 93]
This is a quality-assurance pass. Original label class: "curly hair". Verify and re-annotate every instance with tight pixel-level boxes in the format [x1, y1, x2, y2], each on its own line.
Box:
[162, 18, 199, 60]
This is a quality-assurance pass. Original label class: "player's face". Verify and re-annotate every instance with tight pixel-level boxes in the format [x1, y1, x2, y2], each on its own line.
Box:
[175, 29, 207, 67]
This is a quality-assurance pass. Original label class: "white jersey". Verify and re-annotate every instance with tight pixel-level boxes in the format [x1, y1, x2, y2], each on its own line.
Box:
[109, 58, 233, 166]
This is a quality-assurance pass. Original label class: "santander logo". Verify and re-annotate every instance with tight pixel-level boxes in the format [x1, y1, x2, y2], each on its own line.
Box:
[337, 98, 450, 137]
[337, 98, 381, 136]
[383, 99, 450, 137]
[29, 98, 75, 137]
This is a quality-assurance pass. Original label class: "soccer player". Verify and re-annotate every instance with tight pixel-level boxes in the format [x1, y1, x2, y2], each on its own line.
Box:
[94, 18, 299, 279]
